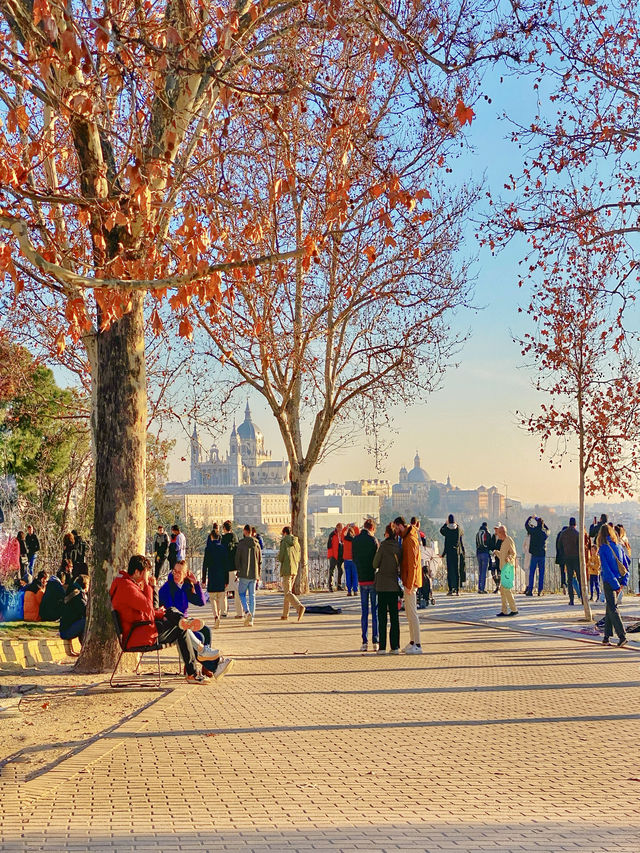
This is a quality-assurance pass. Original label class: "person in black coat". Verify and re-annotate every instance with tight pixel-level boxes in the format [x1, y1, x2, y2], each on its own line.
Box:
[440, 515, 465, 596]
[202, 531, 229, 627]
[39, 570, 69, 621]
[59, 575, 88, 656]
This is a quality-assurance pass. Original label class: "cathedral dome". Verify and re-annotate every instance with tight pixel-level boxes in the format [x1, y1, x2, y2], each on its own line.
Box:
[237, 402, 262, 441]
[407, 452, 429, 483]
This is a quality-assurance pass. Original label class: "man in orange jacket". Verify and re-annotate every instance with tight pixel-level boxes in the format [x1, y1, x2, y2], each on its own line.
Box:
[394, 517, 423, 654]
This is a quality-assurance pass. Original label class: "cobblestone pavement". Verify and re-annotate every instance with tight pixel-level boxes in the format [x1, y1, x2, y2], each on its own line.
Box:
[1, 592, 639, 852]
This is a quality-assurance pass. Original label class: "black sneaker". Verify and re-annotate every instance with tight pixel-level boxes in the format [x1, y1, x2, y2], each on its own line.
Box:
[617, 637, 628, 648]
[602, 638, 611, 645]
[496, 612, 508, 617]
[507, 611, 519, 616]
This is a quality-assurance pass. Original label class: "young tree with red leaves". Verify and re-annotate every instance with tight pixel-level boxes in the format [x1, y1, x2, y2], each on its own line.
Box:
[494, 0, 640, 293]
[518, 252, 640, 621]
[0, 0, 539, 669]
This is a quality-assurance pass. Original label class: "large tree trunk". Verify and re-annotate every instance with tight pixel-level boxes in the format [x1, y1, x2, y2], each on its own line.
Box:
[75, 294, 147, 673]
[578, 464, 593, 622]
[290, 467, 310, 594]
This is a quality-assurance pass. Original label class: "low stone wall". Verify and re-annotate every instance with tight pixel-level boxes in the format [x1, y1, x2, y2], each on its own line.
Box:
[0, 637, 72, 670]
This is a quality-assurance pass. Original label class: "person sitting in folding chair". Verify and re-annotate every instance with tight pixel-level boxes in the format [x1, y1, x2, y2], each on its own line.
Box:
[110, 555, 223, 685]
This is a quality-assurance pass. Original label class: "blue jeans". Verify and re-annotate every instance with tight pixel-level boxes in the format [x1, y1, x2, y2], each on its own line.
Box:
[589, 575, 600, 599]
[344, 560, 358, 594]
[477, 552, 489, 591]
[238, 578, 256, 616]
[28, 554, 37, 572]
[528, 555, 545, 593]
[359, 585, 378, 644]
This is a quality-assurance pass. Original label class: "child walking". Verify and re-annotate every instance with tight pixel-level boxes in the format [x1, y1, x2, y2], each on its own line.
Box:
[587, 544, 601, 601]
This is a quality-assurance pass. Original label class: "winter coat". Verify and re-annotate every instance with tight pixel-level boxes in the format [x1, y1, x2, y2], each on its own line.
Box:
[475, 525, 491, 554]
[400, 525, 422, 590]
[440, 523, 464, 556]
[154, 532, 169, 561]
[352, 530, 378, 584]
[555, 527, 567, 565]
[277, 534, 301, 577]
[599, 538, 629, 591]
[23, 581, 44, 621]
[525, 517, 548, 557]
[586, 553, 601, 576]
[25, 532, 40, 559]
[496, 534, 517, 569]
[373, 538, 402, 592]
[235, 536, 262, 580]
[202, 536, 229, 592]
[341, 527, 359, 562]
[221, 531, 238, 574]
[110, 571, 162, 648]
[59, 586, 87, 633]
[158, 573, 205, 615]
[327, 529, 343, 561]
[559, 526, 579, 559]
[39, 576, 66, 621]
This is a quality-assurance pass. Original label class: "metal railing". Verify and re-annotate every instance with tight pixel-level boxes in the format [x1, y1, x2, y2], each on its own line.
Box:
[185, 552, 640, 595]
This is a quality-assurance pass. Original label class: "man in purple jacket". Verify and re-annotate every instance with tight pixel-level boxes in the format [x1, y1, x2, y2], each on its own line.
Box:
[159, 560, 233, 679]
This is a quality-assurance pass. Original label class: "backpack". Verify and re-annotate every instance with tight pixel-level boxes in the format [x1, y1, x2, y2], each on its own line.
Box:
[476, 529, 489, 552]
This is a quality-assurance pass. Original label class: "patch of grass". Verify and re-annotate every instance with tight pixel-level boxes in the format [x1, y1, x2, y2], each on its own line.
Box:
[0, 622, 60, 640]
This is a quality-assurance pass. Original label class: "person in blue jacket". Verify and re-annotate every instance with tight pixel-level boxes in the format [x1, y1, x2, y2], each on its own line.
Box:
[159, 560, 232, 678]
[597, 524, 628, 647]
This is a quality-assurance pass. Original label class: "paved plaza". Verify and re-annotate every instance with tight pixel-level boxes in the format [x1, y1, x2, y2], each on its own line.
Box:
[1, 592, 640, 852]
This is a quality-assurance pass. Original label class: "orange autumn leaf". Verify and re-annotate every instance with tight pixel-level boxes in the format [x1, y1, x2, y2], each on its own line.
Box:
[455, 101, 475, 127]
[179, 316, 194, 340]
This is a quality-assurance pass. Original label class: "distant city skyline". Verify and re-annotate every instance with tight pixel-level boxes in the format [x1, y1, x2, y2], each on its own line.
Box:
[166, 391, 610, 508]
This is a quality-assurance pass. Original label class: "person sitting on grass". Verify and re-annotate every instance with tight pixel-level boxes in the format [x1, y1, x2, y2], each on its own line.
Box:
[110, 555, 231, 684]
[59, 573, 89, 657]
[23, 570, 48, 621]
[159, 560, 232, 679]
[40, 569, 69, 621]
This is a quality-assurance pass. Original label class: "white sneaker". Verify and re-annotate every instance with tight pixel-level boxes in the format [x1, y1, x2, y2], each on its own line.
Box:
[360, 643, 368, 652]
[213, 657, 234, 681]
[376, 649, 387, 655]
[372, 642, 379, 652]
[403, 642, 415, 653]
[405, 644, 423, 655]
[197, 645, 220, 661]
[389, 648, 401, 655]
[243, 612, 252, 626]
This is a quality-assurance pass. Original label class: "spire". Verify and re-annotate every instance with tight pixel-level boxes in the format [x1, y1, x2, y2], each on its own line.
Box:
[414, 451, 420, 468]
[192, 422, 198, 439]
[245, 400, 252, 421]
[231, 420, 237, 436]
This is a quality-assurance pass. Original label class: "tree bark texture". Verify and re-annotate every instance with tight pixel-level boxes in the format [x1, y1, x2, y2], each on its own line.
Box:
[578, 463, 593, 622]
[290, 470, 310, 594]
[75, 294, 147, 672]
